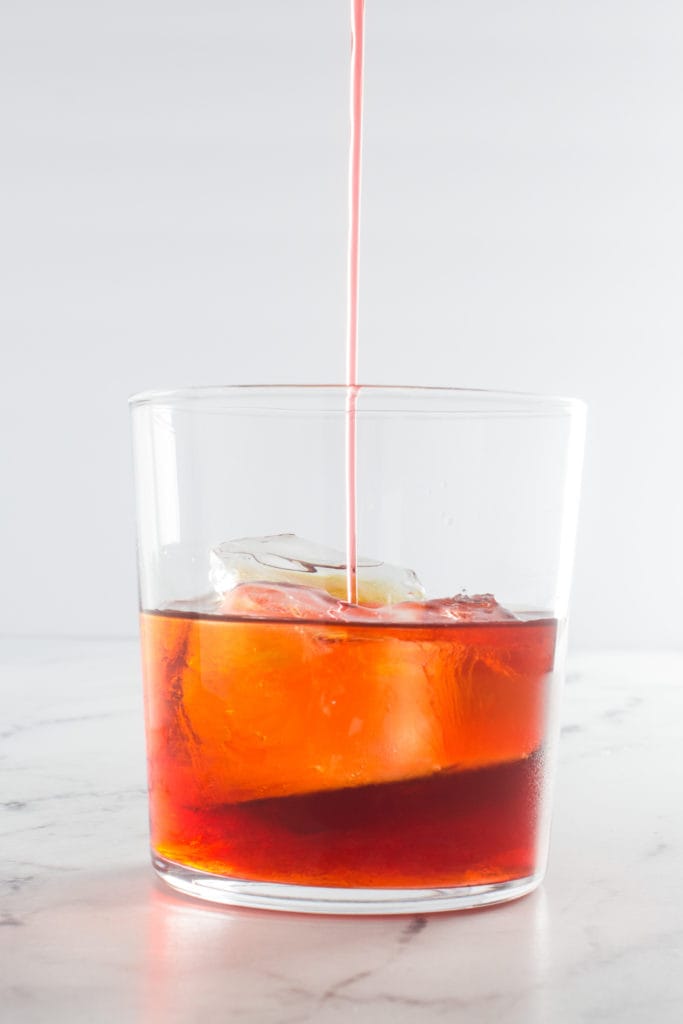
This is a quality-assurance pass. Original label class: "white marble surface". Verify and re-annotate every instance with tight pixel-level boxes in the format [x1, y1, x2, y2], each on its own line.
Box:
[2, 639, 682, 1023]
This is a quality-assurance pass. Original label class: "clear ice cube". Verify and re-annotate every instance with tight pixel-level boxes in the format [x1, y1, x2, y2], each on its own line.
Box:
[378, 594, 519, 624]
[209, 533, 425, 606]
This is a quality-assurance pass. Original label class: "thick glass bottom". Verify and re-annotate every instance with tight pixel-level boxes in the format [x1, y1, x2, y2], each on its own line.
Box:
[152, 854, 543, 915]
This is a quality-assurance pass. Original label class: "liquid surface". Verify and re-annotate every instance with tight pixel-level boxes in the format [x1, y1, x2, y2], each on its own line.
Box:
[140, 607, 557, 889]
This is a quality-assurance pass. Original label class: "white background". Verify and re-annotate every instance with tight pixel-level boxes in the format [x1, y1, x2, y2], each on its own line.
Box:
[2, 0, 681, 649]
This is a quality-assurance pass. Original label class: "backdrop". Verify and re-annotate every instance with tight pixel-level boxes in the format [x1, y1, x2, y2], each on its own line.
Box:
[2, 0, 681, 649]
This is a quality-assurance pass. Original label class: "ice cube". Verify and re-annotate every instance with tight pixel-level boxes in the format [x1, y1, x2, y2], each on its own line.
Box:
[219, 581, 351, 621]
[383, 593, 519, 624]
[209, 533, 425, 606]
[433, 593, 518, 622]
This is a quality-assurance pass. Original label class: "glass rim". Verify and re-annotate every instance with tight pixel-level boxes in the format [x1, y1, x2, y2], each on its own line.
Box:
[128, 384, 585, 416]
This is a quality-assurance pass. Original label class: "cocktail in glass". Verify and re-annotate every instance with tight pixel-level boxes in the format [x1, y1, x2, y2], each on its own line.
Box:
[131, 385, 584, 913]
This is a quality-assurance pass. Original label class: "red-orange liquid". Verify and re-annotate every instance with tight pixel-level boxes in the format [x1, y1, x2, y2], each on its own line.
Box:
[140, 609, 557, 889]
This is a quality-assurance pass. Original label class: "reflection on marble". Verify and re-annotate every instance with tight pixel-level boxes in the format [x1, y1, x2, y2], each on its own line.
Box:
[1, 639, 682, 1022]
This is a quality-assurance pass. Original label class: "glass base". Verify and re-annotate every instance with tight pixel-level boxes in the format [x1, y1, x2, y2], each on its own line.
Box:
[152, 854, 542, 915]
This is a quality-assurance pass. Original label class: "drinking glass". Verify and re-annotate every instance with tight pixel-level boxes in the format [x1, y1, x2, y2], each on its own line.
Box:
[130, 385, 585, 914]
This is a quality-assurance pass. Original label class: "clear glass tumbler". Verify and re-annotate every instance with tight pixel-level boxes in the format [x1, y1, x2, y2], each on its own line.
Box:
[130, 385, 585, 914]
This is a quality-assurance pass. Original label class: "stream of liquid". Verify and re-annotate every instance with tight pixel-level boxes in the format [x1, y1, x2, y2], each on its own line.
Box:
[345, 0, 365, 603]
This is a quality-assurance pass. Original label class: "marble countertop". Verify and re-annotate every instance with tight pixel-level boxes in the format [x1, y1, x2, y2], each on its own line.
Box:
[2, 639, 682, 1022]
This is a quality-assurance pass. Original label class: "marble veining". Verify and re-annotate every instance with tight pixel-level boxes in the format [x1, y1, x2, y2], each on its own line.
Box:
[1, 639, 682, 1022]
